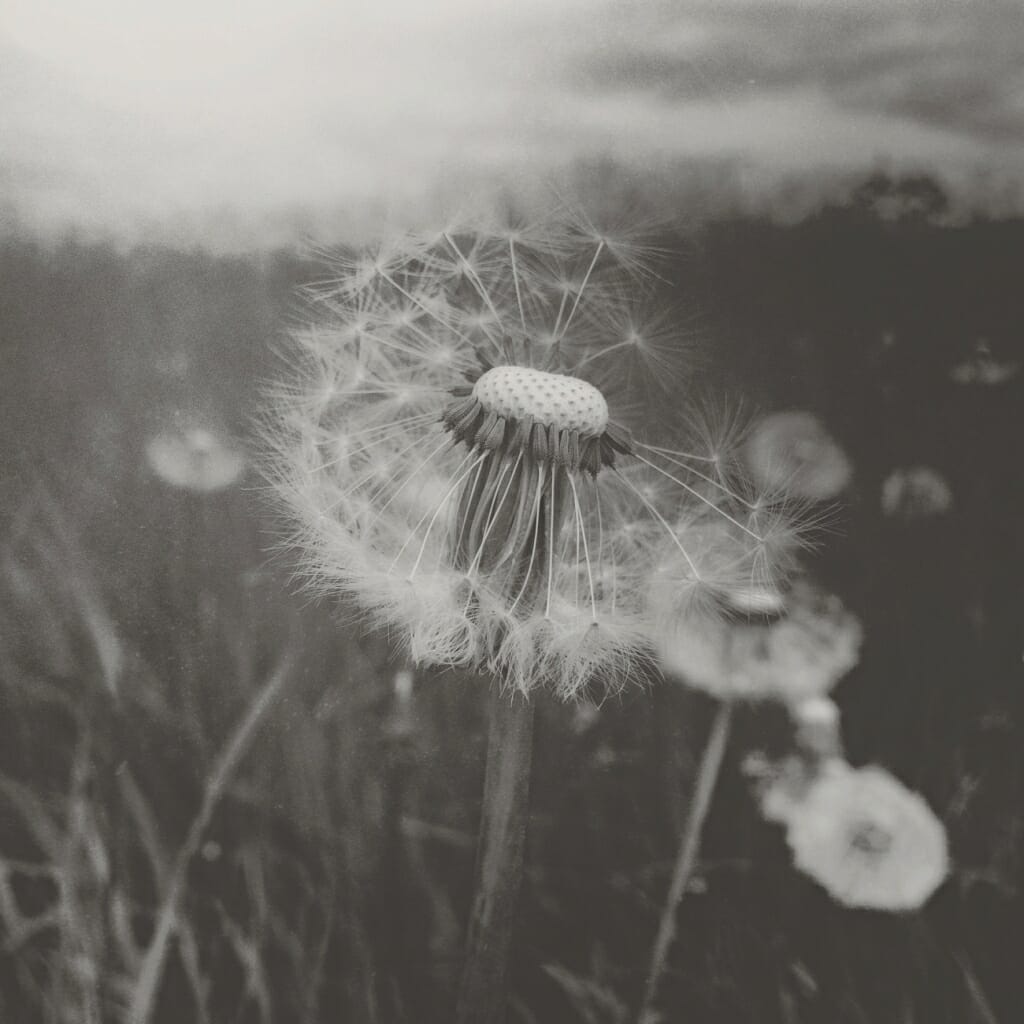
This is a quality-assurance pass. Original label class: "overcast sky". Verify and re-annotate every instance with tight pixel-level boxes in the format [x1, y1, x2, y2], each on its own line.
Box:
[4, 0, 1024, 247]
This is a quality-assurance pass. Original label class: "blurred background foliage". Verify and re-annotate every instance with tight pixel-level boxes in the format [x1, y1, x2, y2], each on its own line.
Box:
[1, 172, 1023, 1023]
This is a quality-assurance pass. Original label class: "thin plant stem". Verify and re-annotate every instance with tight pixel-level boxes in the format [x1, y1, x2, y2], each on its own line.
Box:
[635, 700, 734, 1024]
[455, 680, 536, 1024]
[955, 951, 1001, 1024]
[127, 652, 294, 1024]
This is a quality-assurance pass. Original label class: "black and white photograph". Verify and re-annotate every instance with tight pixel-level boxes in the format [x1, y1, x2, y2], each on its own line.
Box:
[2, 2, 1023, 1021]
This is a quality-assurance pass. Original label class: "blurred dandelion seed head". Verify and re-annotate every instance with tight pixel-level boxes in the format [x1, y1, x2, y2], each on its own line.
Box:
[656, 576, 862, 704]
[948, 337, 1021, 385]
[145, 424, 247, 492]
[764, 760, 950, 912]
[267, 210, 802, 696]
[881, 465, 953, 520]
[745, 410, 852, 501]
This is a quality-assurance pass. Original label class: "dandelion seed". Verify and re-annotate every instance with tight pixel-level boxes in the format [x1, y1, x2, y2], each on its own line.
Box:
[744, 410, 852, 501]
[268, 213, 801, 697]
[881, 465, 953, 520]
[146, 422, 247, 492]
[763, 759, 949, 912]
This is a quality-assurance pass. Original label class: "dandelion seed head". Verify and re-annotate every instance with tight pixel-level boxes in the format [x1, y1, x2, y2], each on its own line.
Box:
[948, 336, 1020, 385]
[146, 422, 247, 492]
[881, 465, 953, 520]
[656, 577, 862, 704]
[764, 760, 950, 912]
[268, 211, 805, 696]
[745, 410, 852, 501]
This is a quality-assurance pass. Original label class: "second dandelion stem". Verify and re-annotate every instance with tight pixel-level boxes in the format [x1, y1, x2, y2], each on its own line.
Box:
[636, 699, 734, 1024]
[456, 681, 536, 1024]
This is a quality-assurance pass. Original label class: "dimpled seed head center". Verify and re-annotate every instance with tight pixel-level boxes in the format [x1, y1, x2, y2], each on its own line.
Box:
[472, 366, 609, 436]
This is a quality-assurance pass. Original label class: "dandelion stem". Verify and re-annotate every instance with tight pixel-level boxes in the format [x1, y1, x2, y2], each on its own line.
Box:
[456, 681, 536, 1024]
[635, 700, 733, 1024]
[955, 951, 1001, 1024]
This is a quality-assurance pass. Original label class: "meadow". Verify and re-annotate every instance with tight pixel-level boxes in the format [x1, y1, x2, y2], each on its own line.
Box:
[1, 176, 1022, 1023]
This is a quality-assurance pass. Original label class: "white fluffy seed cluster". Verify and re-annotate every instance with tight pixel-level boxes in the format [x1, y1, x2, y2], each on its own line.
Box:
[268, 211, 810, 697]
[472, 366, 609, 436]
[761, 761, 949, 911]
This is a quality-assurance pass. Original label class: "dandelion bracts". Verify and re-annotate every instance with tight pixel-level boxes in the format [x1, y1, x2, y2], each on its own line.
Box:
[268, 212, 804, 697]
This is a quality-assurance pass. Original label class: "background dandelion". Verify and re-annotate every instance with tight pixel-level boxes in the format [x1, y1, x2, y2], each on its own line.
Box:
[743, 410, 853, 503]
[656, 576, 862, 705]
[639, 563, 861, 1021]
[764, 760, 950, 913]
[948, 338, 1020, 386]
[145, 422, 247, 493]
[881, 465, 953, 520]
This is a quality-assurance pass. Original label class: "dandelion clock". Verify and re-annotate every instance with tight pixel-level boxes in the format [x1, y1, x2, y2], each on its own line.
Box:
[265, 209, 804, 1022]
[764, 760, 949, 912]
[268, 212, 796, 698]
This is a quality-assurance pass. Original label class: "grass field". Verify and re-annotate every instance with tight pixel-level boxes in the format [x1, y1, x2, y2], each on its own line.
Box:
[1, 181, 1022, 1022]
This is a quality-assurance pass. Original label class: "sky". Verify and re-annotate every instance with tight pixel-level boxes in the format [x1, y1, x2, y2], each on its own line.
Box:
[3, 0, 1024, 248]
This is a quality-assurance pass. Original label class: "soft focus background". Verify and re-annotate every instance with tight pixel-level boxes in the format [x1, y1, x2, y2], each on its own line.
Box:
[2, 2, 1024, 1022]
[5, 0, 1024, 247]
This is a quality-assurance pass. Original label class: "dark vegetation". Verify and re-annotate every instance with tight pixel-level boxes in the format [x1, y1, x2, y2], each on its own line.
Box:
[1, 174, 1022, 1022]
